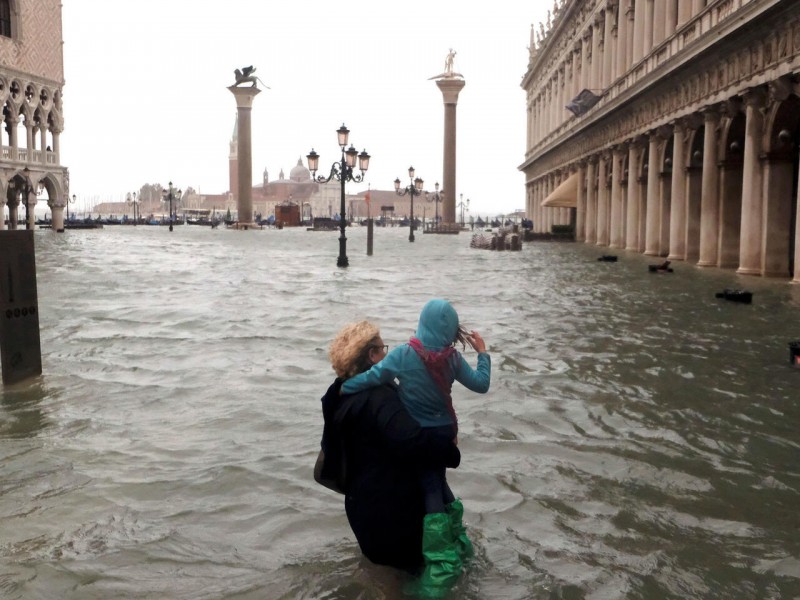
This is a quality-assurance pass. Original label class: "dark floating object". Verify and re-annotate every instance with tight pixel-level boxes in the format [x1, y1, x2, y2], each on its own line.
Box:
[597, 255, 618, 262]
[715, 289, 753, 304]
[648, 260, 673, 273]
[789, 341, 800, 366]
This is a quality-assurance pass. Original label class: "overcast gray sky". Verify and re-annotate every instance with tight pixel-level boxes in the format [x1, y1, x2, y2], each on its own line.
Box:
[60, 0, 549, 217]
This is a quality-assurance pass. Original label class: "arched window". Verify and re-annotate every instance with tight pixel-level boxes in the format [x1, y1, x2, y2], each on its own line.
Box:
[0, 0, 12, 38]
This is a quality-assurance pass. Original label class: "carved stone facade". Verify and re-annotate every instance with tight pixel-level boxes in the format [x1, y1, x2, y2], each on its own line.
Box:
[0, 0, 68, 231]
[521, 0, 800, 281]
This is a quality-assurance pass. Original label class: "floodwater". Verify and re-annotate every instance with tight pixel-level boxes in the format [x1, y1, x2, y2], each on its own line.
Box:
[1, 224, 799, 599]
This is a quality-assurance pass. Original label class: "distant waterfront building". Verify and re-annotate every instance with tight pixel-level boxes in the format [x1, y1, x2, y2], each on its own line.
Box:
[0, 0, 69, 231]
[100, 115, 418, 223]
[520, 0, 800, 281]
[226, 115, 363, 222]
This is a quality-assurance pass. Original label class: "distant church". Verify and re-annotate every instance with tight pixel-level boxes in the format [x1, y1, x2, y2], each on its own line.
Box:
[227, 115, 351, 222]
[105, 115, 390, 222]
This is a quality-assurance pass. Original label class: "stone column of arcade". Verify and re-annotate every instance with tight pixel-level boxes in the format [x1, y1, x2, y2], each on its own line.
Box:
[50, 197, 66, 233]
[433, 56, 465, 228]
[228, 78, 261, 230]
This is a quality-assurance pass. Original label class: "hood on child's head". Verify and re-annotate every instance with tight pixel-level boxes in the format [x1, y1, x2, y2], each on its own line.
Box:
[415, 299, 459, 350]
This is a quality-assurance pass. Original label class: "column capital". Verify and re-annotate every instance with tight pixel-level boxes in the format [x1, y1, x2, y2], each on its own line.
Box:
[227, 85, 261, 109]
[742, 85, 768, 108]
[435, 77, 466, 104]
[721, 97, 743, 118]
[628, 134, 648, 148]
[681, 113, 704, 131]
[669, 118, 687, 132]
[655, 124, 673, 139]
[702, 106, 721, 122]
[768, 75, 793, 104]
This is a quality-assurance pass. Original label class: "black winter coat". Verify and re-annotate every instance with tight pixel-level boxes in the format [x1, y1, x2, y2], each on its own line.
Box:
[319, 378, 460, 571]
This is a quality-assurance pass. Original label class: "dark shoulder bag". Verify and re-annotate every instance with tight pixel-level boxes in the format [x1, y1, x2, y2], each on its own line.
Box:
[313, 445, 347, 494]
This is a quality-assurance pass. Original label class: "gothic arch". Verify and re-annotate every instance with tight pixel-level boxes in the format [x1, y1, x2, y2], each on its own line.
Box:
[0, 74, 8, 105]
[37, 172, 63, 207]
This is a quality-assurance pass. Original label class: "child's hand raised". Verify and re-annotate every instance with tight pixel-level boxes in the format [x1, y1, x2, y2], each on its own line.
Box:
[466, 331, 486, 353]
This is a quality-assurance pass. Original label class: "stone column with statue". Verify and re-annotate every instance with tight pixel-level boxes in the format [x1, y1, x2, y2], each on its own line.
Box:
[228, 66, 266, 230]
[430, 50, 465, 228]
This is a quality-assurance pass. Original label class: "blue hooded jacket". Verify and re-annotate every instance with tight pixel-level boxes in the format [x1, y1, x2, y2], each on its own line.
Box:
[341, 299, 491, 428]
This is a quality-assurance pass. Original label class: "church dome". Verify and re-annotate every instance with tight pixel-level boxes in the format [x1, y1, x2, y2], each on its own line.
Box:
[290, 158, 311, 182]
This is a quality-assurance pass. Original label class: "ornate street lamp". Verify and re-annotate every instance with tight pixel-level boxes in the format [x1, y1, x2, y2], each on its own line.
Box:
[67, 194, 76, 222]
[161, 181, 182, 232]
[394, 166, 424, 242]
[126, 191, 138, 226]
[429, 182, 442, 230]
[457, 193, 470, 227]
[307, 124, 370, 267]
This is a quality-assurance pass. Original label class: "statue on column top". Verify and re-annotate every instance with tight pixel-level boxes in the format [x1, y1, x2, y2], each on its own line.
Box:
[233, 65, 269, 89]
[445, 49, 456, 74]
[429, 49, 463, 80]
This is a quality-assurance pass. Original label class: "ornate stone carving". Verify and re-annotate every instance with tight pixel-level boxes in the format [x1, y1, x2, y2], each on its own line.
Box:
[742, 85, 768, 109]
[722, 97, 743, 118]
[768, 75, 794, 103]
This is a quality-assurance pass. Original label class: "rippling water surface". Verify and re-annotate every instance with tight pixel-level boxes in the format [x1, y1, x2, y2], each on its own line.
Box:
[1, 225, 799, 599]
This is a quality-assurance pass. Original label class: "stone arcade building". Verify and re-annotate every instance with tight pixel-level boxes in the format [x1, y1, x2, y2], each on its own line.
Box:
[521, 0, 800, 282]
[0, 0, 68, 231]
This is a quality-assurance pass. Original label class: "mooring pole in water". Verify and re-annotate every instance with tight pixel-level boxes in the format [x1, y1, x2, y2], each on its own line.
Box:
[367, 218, 373, 256]
[0, 230, 43, 385]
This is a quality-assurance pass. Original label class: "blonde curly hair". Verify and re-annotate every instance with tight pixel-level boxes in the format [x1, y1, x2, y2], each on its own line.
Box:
[329, 320, 381, 379]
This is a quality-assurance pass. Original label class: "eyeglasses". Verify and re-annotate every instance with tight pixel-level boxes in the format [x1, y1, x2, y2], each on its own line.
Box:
[371, 344, 389, 353]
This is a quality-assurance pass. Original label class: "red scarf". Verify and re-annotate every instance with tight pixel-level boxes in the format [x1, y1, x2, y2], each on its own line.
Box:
[408, 337, 458, 433]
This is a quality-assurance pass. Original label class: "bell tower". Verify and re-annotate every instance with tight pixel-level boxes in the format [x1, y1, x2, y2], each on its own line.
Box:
[228, 114, 238, 197]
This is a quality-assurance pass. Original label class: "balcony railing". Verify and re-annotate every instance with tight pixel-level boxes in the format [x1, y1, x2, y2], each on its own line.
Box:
[1, 145, 59, 167]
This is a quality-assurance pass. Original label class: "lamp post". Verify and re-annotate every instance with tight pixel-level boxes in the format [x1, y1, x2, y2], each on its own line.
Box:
[394, 166, 424, 242]
[307, 124, 370, 267]
[67, 194, 76, 222]
[161, 181, 182, 232]
[126, 191, 138, 226]
[430, 182, 442, 230]
[457, 194, 470, 227]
